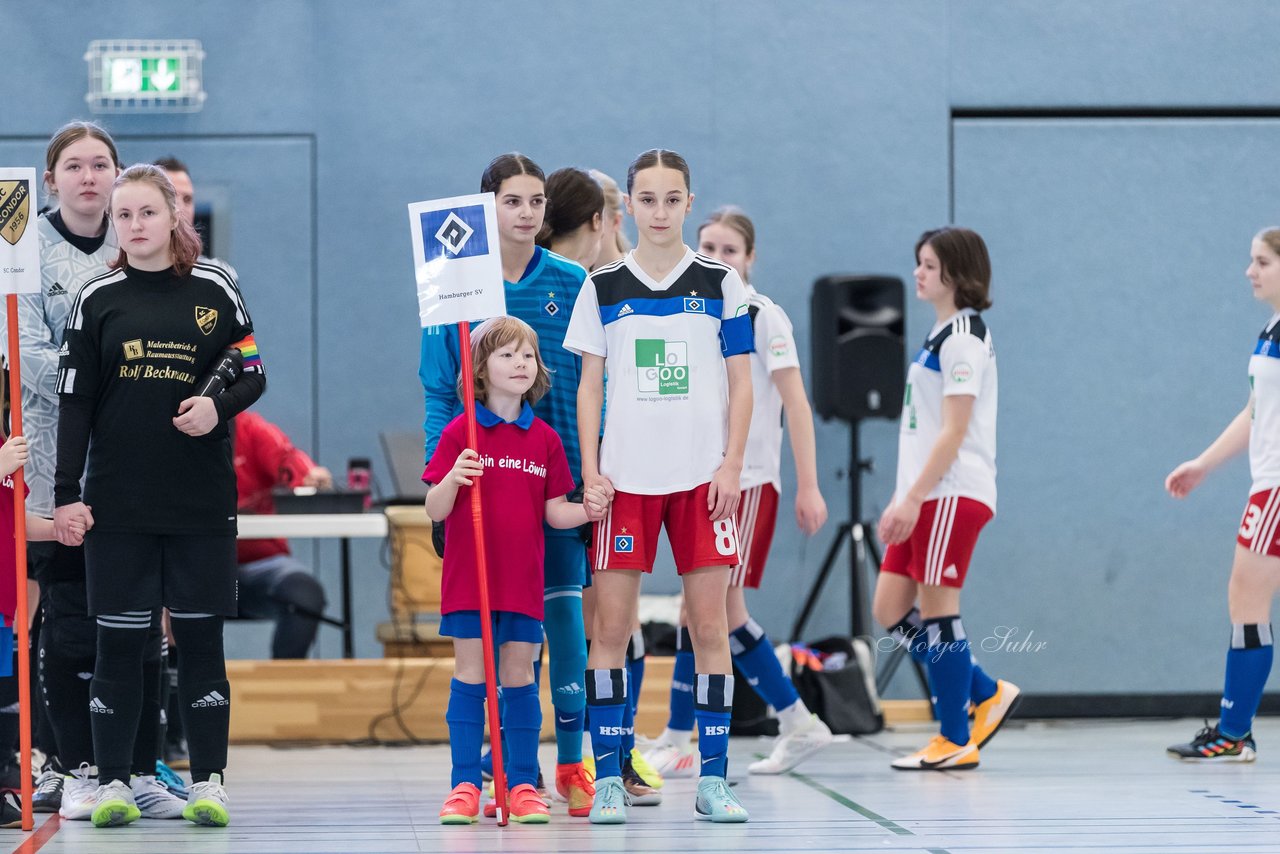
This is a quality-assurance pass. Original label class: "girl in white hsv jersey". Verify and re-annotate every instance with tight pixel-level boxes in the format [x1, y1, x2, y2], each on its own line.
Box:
[872, 227, 1019, 772]
[645, 206, 833, 778]
[565, 149, 753, 824]
[1165, 228, 1280, 763]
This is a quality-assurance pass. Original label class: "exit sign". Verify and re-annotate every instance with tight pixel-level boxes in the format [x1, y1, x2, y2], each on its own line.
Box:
[85, 40, 205, 113]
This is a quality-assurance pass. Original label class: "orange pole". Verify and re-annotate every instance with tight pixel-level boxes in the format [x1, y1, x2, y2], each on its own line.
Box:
[456, 320, 508, 825]
[6, 294, 32, 831]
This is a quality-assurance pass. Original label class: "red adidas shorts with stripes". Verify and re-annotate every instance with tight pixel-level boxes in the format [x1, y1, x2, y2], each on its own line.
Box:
[1237, 487, 1280, 557]
[730, 484, 780, 588]
[593, 483, 741, 575]
[880, 496, 993, 588]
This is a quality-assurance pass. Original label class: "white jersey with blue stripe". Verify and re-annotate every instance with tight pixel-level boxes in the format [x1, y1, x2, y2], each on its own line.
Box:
[741, 286, 800, 492]
[895, 308, 998, 512]
[564, 247, 754, 494]
[1249, 313, 1280, 493]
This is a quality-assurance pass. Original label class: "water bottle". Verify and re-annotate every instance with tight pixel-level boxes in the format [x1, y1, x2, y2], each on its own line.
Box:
[347, 457, 372, 509]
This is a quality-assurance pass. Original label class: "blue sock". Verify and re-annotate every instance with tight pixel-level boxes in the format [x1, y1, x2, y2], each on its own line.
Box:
[586, 668, 627, 779]
[500, 683, 541, 788]
[924, 616, 973, 746]
[889, 607, 931, 667]
[446, 679, 487, 788]
[627, 629, 647, 715]
[620, 689, 636, 755]
[892, 607, 997, 705]
[668, 627, 696, 731]
[730, 618, 800, 712]
[621, 631, 646, 755]
[694, 673, 734, 778]
[1221, 623, 1274, 739]
[544, 588, 587, 764]
[970, 656, 998, 705]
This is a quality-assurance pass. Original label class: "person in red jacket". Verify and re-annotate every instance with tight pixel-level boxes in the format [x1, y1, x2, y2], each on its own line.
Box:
[233, 412, 330, 658]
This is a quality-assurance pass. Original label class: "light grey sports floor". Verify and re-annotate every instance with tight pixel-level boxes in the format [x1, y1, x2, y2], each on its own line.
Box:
[10, 717, 1280, 853]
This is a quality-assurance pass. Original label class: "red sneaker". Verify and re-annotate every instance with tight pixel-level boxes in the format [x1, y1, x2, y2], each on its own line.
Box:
[555, 762, 595, 817]
[439, 783, 481, 824]
[508, 783, 550, 824]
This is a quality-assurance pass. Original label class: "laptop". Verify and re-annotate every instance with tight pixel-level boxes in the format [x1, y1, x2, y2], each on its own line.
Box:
[379, 430, 430, 505]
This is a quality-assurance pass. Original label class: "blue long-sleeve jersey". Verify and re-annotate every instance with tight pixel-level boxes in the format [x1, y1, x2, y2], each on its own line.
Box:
[420, 246, 587, 480]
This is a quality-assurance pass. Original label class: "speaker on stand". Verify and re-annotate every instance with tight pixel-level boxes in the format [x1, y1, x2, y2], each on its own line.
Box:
[790, 275, 930, 697]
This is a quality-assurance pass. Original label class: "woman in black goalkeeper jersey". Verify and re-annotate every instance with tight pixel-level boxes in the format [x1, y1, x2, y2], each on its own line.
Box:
[52, 164, 265, 829]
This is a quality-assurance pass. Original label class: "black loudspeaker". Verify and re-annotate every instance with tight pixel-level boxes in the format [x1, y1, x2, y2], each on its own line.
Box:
[811, 275, 905, 422]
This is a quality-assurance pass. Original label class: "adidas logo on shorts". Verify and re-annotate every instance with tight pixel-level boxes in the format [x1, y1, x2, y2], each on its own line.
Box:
[89, 697, 113, 715]
[192, 691, 229, 708]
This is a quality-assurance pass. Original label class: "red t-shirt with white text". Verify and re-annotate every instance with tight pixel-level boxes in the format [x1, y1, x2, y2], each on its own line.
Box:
[422, 404, 575, 620]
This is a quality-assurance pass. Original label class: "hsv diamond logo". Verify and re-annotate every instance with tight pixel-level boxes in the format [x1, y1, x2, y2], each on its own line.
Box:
[683, 297, 705, 314]
[614, 534, 634, 553]
[420, 205, 489, 262]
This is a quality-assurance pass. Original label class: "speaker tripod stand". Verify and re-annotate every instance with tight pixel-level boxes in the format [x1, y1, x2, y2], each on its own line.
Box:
[789, 421, 930, 699]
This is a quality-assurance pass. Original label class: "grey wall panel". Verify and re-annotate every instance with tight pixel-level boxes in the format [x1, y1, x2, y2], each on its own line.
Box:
[950, 1, 1280, 108]
[953, 118, 1279, 692]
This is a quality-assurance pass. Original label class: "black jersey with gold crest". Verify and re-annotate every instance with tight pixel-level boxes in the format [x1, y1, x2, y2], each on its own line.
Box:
[54, 263, 265, 534]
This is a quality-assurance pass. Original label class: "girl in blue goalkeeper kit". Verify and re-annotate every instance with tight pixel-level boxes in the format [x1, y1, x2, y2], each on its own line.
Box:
[419, 153, 594, 814]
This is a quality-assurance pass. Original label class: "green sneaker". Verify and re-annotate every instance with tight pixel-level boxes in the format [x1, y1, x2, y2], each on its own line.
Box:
[588, 775, 628, 825]
[91, 779, 141, 828]
[182, 772, 230, 827]
[695, 776, 748, 823]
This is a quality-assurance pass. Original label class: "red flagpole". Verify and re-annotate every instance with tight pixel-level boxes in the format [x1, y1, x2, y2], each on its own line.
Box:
[456, 320, 508, 825]
[6, 294, 33, 831]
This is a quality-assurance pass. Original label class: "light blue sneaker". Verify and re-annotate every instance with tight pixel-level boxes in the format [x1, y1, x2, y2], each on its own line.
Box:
[155, 760, 188, 799]
[588, 775, 628, 825]
[695, 776, 748, 823]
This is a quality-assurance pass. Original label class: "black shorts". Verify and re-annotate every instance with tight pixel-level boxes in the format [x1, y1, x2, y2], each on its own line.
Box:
[27, 541, 56, 586]
[42, 578, 163, 661]
[41, 578, 97, 660]
[84, 531, 237, 617]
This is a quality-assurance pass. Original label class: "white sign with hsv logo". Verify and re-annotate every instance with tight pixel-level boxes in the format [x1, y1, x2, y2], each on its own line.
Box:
[407, 192, 506, 327]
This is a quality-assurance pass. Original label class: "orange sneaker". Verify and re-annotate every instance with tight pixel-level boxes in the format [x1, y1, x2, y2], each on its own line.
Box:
[439, 783, 481, 824]
[555, 762, 595, 817]
[890, 735, 979, 771]
[508, 783, 550, 824]
[970, 680, 1022, 749]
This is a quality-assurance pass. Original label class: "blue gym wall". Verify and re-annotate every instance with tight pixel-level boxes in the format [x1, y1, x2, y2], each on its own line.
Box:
[6, 2, 1278, 701]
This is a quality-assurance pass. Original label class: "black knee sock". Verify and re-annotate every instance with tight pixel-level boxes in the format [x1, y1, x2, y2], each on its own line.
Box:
[28, 610, 57, 763]
[156, 635, 170, 760]
[164, 648, 184, 748]
[0, 654, 19, 767]
[91, 613, 152, 784]
[39, 648, 95, 772]
[170, 614, 229, 784]
[132, 619, 164, 776]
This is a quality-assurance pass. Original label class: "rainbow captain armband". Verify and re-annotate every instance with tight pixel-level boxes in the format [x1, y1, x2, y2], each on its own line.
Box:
[232, 335, 261, 369]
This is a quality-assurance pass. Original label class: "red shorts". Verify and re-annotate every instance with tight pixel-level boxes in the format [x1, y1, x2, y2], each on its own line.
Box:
[729, 484, 779, 589]
[880, 496, 993, 588]
[593, 483, 741, 574]
[1237, 488, 1280, 558]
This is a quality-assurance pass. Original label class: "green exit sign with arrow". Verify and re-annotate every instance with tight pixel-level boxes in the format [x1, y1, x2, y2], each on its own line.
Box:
[85, 40, 206, 113]
[108, 56, 180, 93]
